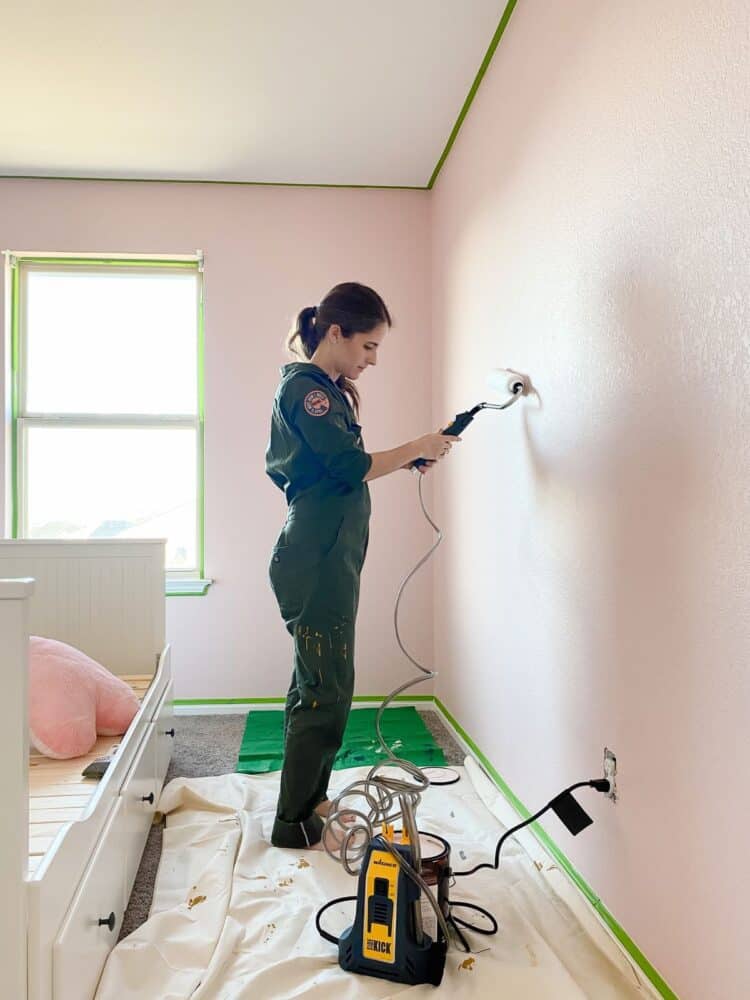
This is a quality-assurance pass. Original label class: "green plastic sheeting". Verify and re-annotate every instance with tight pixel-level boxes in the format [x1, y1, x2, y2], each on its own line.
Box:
[236, 707, 446, 774]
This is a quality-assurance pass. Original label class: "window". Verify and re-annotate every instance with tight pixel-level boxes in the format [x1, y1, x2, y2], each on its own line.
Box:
[6, 252, 207, 594]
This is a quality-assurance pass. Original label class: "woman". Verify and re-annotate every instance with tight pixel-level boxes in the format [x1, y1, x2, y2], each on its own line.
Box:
[265, 282, 459, 849]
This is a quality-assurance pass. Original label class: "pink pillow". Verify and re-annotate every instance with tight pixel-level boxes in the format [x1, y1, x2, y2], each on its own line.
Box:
[29, 636, 140, 759]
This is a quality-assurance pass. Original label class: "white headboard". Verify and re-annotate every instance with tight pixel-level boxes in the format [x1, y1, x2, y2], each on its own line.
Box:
[0, 539, 166, 676]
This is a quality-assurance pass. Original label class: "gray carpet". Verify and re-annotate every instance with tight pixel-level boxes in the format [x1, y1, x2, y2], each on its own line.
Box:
[119, 708, 465, 940]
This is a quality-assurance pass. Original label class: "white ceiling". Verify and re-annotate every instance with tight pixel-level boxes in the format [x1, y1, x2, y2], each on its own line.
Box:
[1, 1, 507, 188]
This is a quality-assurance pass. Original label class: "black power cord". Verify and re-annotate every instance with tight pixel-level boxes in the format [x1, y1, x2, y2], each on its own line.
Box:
[453, 778, 611, 878]
[315, 891, 498, 954]
[444, 899, 498, 952]
[315, 895, 357, 945]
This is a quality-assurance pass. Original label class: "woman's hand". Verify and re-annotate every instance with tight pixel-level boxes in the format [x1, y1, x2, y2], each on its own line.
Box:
[415, 431, 461, 462]
[402, 430, 461, 473]
[401, 458, 434, 473]
[367, 430, 460, 482]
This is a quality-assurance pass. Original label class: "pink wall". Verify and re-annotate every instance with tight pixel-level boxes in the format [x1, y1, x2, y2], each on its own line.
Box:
[0, 178, 435, 701]
[430, 1, 749, 997]
[2, 1, 747, 991]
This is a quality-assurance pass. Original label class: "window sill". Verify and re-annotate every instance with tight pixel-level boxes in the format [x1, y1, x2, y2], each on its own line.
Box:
[166, 578, 213, 597]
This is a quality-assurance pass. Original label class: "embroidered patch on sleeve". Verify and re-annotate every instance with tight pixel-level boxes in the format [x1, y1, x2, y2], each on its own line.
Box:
[303, 389, 330, 416]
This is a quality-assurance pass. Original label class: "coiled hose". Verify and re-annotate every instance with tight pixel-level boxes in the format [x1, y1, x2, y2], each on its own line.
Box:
[320, 471, 452, 942]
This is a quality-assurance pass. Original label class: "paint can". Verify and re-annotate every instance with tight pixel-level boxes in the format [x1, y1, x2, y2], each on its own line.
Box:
[393, 830, 451, 942]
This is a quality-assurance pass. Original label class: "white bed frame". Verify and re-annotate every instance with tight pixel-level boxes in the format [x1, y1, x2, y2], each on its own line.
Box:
[0, 539, 174, 1000]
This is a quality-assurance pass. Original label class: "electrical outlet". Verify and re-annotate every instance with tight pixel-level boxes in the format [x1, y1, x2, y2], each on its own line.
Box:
[603, 748, 617, 802]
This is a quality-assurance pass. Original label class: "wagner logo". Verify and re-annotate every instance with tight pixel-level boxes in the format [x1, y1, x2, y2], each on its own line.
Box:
[372, 857, 397, 870]
[303, 390, 330, 416]
[366, 939, 392, 955]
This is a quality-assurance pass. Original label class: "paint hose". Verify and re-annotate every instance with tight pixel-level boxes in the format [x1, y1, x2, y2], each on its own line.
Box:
[320, 471, 452, 940]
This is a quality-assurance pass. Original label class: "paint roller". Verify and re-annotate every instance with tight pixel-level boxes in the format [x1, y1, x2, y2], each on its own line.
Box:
[412, 368, 530, 468]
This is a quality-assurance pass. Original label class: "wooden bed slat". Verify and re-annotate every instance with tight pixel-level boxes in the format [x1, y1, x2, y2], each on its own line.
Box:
[29, 795, 91, 811]
[31, 807, 88, 823]
[27, 779, 100, 794]
[29, 835, 60, 856]
[30, 820, 68, 836]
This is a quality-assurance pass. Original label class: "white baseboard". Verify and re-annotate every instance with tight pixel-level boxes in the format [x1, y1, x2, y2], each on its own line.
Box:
[174, 704, 253, 716]
[174, 699, 435, 717]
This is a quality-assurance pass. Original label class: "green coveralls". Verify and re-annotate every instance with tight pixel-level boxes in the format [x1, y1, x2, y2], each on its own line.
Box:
[265, 362, 372, 847]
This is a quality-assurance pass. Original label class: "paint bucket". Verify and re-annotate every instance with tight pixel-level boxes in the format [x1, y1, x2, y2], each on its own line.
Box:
[393, 830, 451, 941]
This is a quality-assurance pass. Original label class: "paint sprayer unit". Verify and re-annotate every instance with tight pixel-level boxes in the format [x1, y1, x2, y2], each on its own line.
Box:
[315, 369, 613, 987]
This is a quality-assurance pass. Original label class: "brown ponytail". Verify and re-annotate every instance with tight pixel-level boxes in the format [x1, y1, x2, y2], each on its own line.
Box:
[285, 282, 392, 419]
[286, 305, 323, 362]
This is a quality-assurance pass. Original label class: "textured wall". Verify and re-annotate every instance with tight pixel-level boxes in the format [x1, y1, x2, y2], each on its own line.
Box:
[1, 1, 747, 989]
[0, 178, 435, 701]
[430, 1, 749, 996]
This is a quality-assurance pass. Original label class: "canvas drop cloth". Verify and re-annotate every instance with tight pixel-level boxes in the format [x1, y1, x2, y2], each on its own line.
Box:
[96, 759, 658, 999]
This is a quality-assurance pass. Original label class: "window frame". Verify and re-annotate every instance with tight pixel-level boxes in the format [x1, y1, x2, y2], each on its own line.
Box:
[5, 251, 207, 594]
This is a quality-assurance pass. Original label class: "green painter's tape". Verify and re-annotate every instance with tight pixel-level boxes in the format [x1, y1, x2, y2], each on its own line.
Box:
[428, 0, 520, 189]
[433, 697, 680, 999]
[197, 274, 206, 580]
[15, 257, 197, 268]
[173, 695, 435, 706]
[0, 175, 424, 191]
[175, 698, 284, 705]
[10, 262, 20, 537]
[353, 694, 434, 702]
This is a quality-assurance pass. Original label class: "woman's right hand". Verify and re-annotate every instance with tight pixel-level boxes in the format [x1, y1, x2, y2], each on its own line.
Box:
[414, 431, 461, 463]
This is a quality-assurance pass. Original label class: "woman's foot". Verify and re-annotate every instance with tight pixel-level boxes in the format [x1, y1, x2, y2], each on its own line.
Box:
[314, 799, 357, 825]
[310, 823, 345, 853]
[308, 799, 364, 853]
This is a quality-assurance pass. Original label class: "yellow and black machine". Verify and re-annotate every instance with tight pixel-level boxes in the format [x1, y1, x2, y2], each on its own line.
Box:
[338, 820, 448, 986]
[315, 792, 503, 987]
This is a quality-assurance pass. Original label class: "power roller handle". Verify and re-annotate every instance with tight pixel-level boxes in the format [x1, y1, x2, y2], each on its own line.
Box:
[413, 410, 477, 469]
